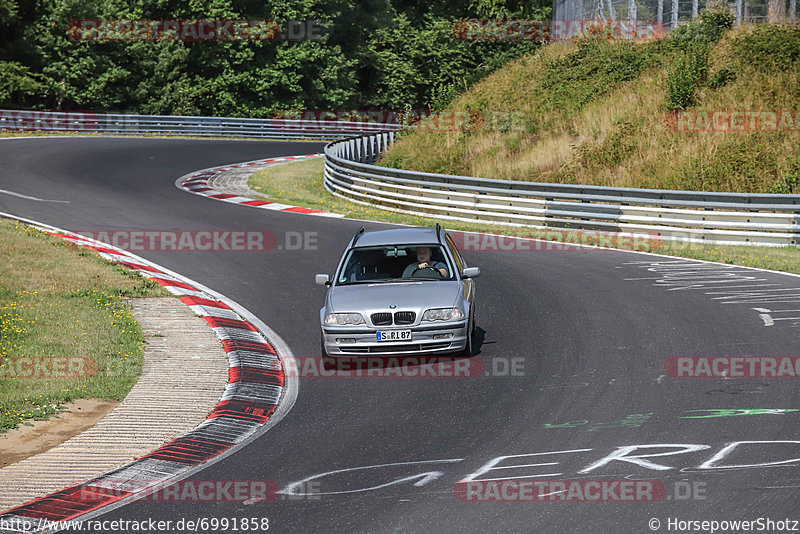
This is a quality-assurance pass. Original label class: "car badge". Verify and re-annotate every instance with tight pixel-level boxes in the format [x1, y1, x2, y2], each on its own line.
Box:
[389, 304, 397, 309]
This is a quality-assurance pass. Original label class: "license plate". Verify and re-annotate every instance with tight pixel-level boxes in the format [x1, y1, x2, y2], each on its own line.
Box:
[376, 330, 412, 342]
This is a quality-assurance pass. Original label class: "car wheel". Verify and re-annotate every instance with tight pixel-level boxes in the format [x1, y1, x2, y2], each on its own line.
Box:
[461, 312, 475, 357]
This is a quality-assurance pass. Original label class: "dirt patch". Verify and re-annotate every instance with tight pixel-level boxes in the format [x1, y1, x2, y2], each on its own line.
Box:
[0, 398, 119, 468]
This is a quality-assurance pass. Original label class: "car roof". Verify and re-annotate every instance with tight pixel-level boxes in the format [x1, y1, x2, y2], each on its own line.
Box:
[353, 227, 441, 248]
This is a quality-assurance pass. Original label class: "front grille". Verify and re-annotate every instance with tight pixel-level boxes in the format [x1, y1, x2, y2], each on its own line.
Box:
[339, 346, 370, 353]
[367, 344, 420, 353]
[393, 311, 416, 325]
[340, 342, 452, 354]
[367, 342, 451, 353]
[371, 312, 392, 326]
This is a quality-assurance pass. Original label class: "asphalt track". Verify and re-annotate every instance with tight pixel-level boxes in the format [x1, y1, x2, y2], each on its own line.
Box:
[1, 137, 799, 533]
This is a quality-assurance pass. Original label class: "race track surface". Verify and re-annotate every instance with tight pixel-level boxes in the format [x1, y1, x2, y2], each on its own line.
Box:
[1, 137, 799, 533]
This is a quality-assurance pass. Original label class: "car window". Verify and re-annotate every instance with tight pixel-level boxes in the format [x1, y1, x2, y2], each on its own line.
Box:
[337, 244, 455, 284]
[445, 234, 465, 273]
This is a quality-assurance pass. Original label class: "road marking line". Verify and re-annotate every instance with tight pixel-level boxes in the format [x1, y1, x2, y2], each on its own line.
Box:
[0, 188, 68, 202]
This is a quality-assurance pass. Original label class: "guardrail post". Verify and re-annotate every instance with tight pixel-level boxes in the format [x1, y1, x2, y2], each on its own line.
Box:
[672, 0, 679, 27]
[368, 135, 376, 164]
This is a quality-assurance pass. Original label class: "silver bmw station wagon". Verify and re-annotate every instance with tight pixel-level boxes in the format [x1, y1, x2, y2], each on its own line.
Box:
[316, 225, 480, 357]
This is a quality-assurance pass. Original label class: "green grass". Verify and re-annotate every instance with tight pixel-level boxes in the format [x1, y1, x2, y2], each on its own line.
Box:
[249, 157, 433, 224]
[248, 158, 800, 275]
[380, 22, 800, 193]
[0, 220, 169, 431]
[0, 131, 57, 138]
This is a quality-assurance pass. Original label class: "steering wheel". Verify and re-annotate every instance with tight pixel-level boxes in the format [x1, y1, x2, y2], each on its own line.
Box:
[412, 266, 443, 278]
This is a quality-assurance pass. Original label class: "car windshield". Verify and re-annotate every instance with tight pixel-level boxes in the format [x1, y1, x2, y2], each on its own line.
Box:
[337, 244, 455, 285]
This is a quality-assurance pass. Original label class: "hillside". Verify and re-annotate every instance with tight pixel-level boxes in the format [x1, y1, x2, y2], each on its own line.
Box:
[381, 13, 800, 194]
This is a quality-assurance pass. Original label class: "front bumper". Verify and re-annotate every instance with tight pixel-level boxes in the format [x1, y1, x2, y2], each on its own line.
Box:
[322, 321, 468, 356]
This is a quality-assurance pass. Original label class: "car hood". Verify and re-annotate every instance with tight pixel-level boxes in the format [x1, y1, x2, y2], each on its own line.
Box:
[328, 281, 461, 312]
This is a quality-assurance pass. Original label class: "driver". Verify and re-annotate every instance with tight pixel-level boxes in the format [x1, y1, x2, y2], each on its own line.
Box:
[402, 246, 448, 278]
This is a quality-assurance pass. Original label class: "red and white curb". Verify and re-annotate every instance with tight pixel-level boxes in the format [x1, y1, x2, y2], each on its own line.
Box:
[0, 212, 297, 533]
[176, 154, 342, 218]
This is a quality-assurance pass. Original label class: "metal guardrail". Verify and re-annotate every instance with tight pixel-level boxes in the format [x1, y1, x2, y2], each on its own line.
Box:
[324, 132, 800, 247]
[4, 108, 798, 246]
[0, 109, 400, 140]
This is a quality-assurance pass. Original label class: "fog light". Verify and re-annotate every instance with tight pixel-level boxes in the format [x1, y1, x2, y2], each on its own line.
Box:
[336, 338, 356, 344]
[433, 333, 454, 340]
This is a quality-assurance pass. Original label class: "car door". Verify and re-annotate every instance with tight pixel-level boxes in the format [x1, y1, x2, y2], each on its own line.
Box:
[445, 233, 475, 308]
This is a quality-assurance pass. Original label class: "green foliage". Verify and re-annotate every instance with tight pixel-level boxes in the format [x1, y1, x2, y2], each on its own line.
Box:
[0, 0, 17, 25]
[665, 42, 708, 110]
[707, 65, 736, 89]
[670, 6, 734, 45]
[0, 0, 549, 116]
[359, 13, 539, 110]
[430, 82, 462, 111]
[504, 133, 522, 152]
[0, 61, 43, 106]
[537, 39, 660, 116]
[576, 121, 638, 168]
[665, 7, 729, 110]
[729, 25, 800, 71]
[469, 0, 551, 18]
[490, 111, 537, 134]
[771, 157, 800, 194]
[676, 138, 778, 192]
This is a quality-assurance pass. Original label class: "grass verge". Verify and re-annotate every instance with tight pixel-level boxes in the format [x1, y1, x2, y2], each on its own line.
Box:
[248, 157, 430, 223]
[380, 21, 800, 194]
[0, 220, 169, 432]
[248, 158, 800, 275]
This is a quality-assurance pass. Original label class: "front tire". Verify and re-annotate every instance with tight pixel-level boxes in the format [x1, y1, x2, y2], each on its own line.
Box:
[461, 312, 475, 357]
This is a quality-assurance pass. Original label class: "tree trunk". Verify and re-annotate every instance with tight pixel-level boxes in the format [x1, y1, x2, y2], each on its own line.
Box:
[768, 0, 786, 22]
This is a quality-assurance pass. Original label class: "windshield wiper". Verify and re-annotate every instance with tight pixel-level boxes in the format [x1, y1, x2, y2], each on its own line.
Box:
[364, 278, 443, 284]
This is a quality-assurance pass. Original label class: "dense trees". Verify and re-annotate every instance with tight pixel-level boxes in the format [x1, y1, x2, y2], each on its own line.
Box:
[0, 0, 549, 115]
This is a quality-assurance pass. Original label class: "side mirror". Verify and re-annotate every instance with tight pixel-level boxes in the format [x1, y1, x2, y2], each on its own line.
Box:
[462, 267, 480, 279]
[315, 274, 331, 286]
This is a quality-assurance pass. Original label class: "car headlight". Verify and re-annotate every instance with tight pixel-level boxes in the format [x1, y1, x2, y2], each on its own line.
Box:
[325, 313, 365, 325]
[421, 307, 464, 322]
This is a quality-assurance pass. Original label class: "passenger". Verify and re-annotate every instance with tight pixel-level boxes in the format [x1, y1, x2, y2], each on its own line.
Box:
[402, 246, 447, 278]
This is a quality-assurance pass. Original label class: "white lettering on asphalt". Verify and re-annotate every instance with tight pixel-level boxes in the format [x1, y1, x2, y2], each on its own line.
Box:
[578, 444, 711, 473]
[697, 441, 800, 470]
[282, 441, 800, 495]
[461, 449, 592, 482]
[280, 459, 464, 495]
